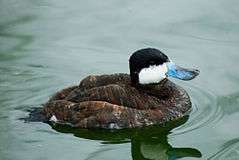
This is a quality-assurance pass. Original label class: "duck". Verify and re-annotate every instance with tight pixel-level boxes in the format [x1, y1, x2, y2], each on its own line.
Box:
[42, 48, 199, 129]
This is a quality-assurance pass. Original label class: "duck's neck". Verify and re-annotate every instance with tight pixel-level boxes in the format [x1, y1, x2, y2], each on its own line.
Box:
[132, 79, 169, 98]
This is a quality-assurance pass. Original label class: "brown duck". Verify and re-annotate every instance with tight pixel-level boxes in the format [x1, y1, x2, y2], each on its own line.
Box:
[42, 48, 199, 129]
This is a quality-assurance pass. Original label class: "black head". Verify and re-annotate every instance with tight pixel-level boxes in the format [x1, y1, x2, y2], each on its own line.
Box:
[129, 48, 170, 85]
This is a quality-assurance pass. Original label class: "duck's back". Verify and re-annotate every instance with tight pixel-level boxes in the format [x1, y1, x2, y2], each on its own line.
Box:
[43, 73, 191, 129]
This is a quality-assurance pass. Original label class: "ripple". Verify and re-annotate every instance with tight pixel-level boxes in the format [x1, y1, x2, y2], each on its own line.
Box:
[208, 138, 239, 160]
[24, 140, 43, 144]
[171, 83, 223, 135]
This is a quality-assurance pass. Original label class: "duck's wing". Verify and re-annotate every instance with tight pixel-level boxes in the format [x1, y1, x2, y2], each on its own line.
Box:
[47, 74, 130, 102]
[43, 100, 164, 129]
[48, 86, 78, 102]
[49, 78, 178, 111]
[65, 83, 167, 110]
[79, 73, 131, 90]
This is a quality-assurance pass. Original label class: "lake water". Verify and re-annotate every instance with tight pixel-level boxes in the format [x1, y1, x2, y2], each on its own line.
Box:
[1, 0, 239, 159]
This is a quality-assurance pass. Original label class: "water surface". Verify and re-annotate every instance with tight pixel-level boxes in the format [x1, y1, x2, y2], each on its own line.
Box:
[1, 0, 239, 159]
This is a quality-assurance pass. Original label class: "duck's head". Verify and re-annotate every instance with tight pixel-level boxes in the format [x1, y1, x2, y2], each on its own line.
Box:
[129, 48, 199, 85]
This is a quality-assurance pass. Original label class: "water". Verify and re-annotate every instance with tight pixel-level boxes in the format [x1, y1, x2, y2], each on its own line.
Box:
[1, 0, 239, 159]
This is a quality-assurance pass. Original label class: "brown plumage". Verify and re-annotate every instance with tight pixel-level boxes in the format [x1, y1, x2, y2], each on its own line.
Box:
[42, 73, 191, 129]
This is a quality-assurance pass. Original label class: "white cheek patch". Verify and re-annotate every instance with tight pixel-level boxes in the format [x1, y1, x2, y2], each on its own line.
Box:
[139, 63, 168, 84]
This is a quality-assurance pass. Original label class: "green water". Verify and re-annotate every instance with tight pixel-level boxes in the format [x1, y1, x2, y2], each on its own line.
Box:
[1, 0, 239, 159]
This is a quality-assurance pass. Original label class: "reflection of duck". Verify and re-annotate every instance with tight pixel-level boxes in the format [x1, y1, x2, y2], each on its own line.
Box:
[51, 116, 202, 160]
[42, 48, 199, 129]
